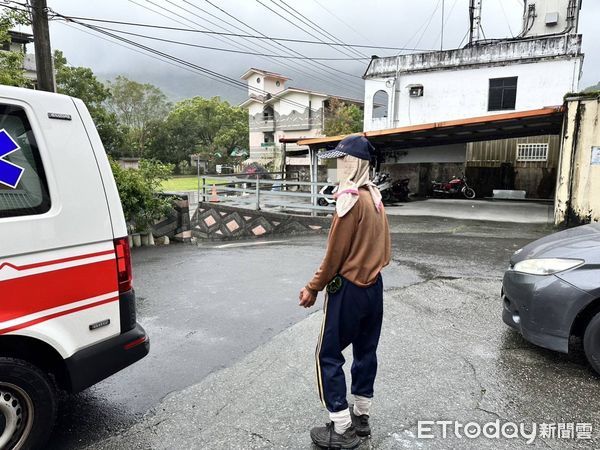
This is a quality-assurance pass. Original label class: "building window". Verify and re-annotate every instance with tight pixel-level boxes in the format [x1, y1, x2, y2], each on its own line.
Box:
[0, 103, 51, 218]
[373, 90, 389, 119]
[488, 77, 517, 111]
[517, 143, 549, 162]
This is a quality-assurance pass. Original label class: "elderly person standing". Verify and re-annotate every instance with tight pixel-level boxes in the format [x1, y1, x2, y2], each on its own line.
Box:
[299, 135, 391, 449]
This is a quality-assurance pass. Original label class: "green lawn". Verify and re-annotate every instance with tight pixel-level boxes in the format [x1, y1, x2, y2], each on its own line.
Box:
[161, 176, 226, 191]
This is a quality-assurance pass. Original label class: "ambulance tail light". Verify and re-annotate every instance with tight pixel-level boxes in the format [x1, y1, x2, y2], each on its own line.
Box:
[114, 237, 133, 293]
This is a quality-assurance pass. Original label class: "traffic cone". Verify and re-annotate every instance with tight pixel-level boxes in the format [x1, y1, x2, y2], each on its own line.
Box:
[209, 184, 220, 202]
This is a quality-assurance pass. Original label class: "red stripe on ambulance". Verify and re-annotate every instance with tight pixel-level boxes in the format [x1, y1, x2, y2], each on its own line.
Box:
[0, 296, 118, 335]
[0, 259, 118, 323]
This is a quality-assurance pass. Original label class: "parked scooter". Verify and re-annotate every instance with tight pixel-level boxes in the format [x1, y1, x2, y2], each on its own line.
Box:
[317, 183, 337, 206]
[373, 172, 411, 203]
[430, 175, 476, 199]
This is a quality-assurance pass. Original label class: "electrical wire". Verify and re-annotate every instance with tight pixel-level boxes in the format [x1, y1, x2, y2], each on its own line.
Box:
[138, 0, 362, 94]
[432, 0, 460, 49]
[179, 0, 360, 91]
[47, 14, 436, 52]
[498, 0, 515, 37]
[310, 0, 377, 48]
[83, 24, 371, 60]
[254, 0, 362, 79]
[413, 0, 443, 50]
[270, 0, 367, 59]
[54, 15, 338, 114]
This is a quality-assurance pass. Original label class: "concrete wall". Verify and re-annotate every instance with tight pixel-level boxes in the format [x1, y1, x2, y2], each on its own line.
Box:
[380, 162, 465, 196]
[191, 202, 330, 240]
[555, 95, 600, 225]
[365, 57, 581, 129]
[363, 34, 582, 130]
[522, 0, 577, 38]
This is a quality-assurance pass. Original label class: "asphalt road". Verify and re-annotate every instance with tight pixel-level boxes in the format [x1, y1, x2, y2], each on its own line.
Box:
[48, 215, 592, 449]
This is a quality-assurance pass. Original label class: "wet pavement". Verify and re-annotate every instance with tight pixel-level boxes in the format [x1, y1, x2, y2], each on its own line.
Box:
[49, 216, 600, 449]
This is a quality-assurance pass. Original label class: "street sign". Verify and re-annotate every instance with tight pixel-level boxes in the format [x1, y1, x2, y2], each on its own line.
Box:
[0, 129, 24, 189]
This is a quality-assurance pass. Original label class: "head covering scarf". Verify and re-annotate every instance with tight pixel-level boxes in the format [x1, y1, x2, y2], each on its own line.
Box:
[333, 155, 383, 217]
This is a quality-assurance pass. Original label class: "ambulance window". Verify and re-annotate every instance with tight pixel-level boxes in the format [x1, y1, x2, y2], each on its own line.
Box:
[0, 104, 50, 218]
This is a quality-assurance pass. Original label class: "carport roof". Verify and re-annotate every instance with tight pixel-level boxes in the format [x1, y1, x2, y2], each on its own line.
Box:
[297, 106, 565, 151]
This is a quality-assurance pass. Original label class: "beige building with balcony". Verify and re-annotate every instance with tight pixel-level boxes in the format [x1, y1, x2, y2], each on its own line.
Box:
[240, 68, 362, 174]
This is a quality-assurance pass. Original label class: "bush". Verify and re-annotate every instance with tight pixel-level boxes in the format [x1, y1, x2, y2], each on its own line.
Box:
[110, 158, 174, 233]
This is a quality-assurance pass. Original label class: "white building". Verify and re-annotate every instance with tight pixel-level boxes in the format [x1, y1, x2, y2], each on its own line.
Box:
[1, 31, 37, 86]
[240, 68, 362, 173]
[363, 0, 583, 131]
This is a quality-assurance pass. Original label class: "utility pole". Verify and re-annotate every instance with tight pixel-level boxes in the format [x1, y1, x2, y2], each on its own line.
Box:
[31, 0, 55, 92]
[468, 0, 482, 45]
[440, 0, 445, 51]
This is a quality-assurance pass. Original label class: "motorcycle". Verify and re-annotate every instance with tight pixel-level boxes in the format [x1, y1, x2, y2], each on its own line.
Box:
[373, 172, 410, 203]
[430, 175, 476, 199]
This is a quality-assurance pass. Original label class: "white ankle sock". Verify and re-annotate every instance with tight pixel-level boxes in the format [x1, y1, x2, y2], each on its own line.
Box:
[329, 408, 352, 434]
[353, 395, 372, 416]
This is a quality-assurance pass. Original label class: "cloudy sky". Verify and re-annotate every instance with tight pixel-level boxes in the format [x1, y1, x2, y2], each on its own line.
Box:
[36, 0, 600, 103]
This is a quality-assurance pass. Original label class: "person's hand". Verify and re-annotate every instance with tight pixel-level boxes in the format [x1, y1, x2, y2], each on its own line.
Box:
[299, 287, 317, 308]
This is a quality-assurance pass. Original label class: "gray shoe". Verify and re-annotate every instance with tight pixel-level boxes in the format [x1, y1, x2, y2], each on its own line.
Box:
[310, 422, 360, 449]
[350, 406, 371, 437]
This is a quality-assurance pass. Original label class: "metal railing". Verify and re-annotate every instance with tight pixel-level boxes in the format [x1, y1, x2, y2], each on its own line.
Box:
[196, 172, 335, 216]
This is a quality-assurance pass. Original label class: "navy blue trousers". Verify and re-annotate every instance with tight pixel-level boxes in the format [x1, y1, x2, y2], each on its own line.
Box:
[315, 275, 384, 413]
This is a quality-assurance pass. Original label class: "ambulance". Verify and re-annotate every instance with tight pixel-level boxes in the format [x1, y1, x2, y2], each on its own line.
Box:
[0, 85, 149, 449]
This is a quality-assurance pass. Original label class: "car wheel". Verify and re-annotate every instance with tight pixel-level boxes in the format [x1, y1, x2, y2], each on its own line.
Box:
[583, 313, 600, 375]
[317, 198, 328, 207]
[0, 358, 57, 450]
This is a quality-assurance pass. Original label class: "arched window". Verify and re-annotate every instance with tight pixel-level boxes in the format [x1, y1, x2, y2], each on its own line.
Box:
[263, 105, 274, 121]
[372, 90, 389, 119]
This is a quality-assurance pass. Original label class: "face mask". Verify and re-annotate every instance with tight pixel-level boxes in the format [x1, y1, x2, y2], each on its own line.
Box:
[336, 156, 353, 184]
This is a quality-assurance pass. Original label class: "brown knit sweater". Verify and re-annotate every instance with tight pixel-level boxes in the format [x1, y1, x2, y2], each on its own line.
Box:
[306, 188, 391, 293]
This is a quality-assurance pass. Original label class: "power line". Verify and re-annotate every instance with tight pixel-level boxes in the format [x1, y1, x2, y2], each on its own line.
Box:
[498, 0, 515, 37]
[433, 0, 460, 49]
[54, 15, 336, 114]
[57, 21, 233, 87]
[310, 0, 376, 47]
[85, 24, 371, 60]
[179, 0, 360, 92]
[413, 0, 443, 51]
[270, 0, 367, 59]
[138, 0, 362, 93]
[47, 14, 436, 52]
[254, 0, 362, 79]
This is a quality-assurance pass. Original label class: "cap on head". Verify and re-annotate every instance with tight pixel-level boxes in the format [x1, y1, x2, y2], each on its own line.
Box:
[317, 135, 374, 161]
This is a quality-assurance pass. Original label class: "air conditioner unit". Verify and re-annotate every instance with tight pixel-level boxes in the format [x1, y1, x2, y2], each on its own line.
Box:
[408, 84, 424, 97]
[545, 12, 559, 26]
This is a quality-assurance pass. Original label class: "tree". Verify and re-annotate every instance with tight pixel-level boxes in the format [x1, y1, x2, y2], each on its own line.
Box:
[0, 9, 32, 88]
[107, 76, 171, 157]
[323, 98, 363, 136]
[54, 50, 127, 155]
[146, 96, 248, 170]
[109, 158, 174, 232]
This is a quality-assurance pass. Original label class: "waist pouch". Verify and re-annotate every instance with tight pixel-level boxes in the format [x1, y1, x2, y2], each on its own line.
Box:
[326, 275, 343, 294]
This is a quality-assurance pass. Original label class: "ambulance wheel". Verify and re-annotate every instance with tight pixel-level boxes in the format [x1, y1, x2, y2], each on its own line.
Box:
[0, 358, 57, 450]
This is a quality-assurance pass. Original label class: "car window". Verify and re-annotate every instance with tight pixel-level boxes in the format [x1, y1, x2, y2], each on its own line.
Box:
[0, 103, 50, 218]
